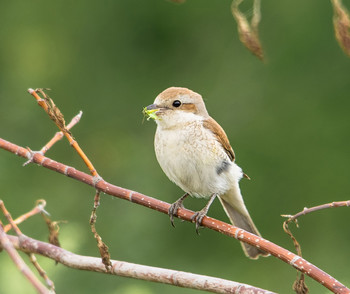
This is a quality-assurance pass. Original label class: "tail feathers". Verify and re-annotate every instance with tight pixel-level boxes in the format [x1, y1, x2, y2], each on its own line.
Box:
[218, 196, 269, 259]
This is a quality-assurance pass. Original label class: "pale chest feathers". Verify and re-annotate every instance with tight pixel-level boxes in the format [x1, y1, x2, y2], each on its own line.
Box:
[154, 121, 243, 198]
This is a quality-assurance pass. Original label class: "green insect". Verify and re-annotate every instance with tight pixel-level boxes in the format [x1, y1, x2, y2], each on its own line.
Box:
[142, 107, 160, 121]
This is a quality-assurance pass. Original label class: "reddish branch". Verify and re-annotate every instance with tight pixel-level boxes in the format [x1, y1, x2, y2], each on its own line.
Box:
[283, 201, 350, 224]
[0, 137, 349, 294]
[2, 234, 275, 294]
[3, 200, 47, 233]
[282, 200, 350, 293]
[28, 89, 99, 178]
[39, 111, 82, 155]
[0, 201, 51, 294]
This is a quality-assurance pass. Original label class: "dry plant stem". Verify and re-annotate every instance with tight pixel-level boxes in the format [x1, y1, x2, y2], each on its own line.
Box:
[1, 138, 348, 294]
[282, 221, 308, 294]
[90, 191, 112, 271]
[0, 205, 51, 294]
[283, 200, 350, 224]
[331, 0, 350, 57]
[40, 111, 83, 155]
[5, 234, 275, 294]
[282, 200, 350, 294]
[231, 0, 264, 60]
[27, 89, 99, 178]
[0, 200, 23, 236]
[28, 253, 55, 291]
[3, 200, 47, 233]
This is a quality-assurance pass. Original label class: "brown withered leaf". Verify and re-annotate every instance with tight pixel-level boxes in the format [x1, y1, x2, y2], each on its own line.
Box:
[283, 218, 309, 294]
[331, 0, 350, 57]
[90, 193, 112, 272]
[36, 88, 72, 136]
[41, 213, 62, 248]
[231, 0, 264, 60]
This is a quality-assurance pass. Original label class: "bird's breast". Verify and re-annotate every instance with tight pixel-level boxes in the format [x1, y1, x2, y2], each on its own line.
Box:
[154, 122, 240, 198]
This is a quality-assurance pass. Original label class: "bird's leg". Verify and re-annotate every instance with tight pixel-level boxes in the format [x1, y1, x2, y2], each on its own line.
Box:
[191, 193, 217, 234]
[168, 193, 189, 227]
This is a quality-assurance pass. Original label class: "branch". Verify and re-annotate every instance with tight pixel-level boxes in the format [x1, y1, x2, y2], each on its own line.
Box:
[28, 88, 99, 177]
[282, 200, 350, 292]
[283, 200, 350, 224]
[39, 111, 82, 155]
[0, 223, 51, 294]
[0, 137, 349, 294]
[1, 234, 274, 294]
[3, 200, 47, 233]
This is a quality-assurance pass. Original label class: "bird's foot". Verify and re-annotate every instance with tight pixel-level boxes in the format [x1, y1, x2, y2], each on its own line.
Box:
[191, 193, 217, 234]
[191, 209, 208, 234]
[168, 193, 189, 227]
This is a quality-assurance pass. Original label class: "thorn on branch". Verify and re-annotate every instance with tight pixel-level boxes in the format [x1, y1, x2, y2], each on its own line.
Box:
[23, 148, 44, 166]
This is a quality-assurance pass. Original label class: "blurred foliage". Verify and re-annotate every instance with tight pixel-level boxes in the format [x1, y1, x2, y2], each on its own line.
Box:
[1, 0, 350, 293]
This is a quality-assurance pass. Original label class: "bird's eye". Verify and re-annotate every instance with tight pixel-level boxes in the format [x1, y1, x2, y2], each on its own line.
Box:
[172, 100, 181, 107]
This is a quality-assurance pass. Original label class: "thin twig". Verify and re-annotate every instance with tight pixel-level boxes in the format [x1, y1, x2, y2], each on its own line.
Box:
[28, 253, 55, 291]
[3, 200, 47, 233]
[89, 191, 112, 271]
[4, 233, 275, 294]
[40, 111, 83, 155]
[282, 220, 308, 294]
[282, 200, 350, 224]
[0, 138, 348, 294]
[0, 206, 51, 294]
[0, 200, 23, 236]
[282, 200, 350, 293]
[27, 89, 99, 178]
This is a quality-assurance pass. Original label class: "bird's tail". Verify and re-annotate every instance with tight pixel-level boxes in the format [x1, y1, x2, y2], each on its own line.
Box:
[219, 185, 269, 259]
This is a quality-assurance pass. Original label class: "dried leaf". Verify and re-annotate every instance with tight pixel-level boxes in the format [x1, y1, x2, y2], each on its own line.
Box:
[36, 88, 72, 136]
[283, 219, 308, 293]
[90, 192, 112, 271]
[42, 213, 62, 248]
[231, 0, 264, 60]
[293, 274, 309, 294]
[331, 0, 350, 57]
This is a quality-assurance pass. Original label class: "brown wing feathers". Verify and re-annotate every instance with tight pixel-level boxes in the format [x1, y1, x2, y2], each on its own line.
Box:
[203, 117, 235, 162]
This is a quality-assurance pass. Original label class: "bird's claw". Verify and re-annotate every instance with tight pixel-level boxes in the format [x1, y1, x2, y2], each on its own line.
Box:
[168, 201, 184, 227]
[168, 193, 189, 227]
[191, 210, 207, 234]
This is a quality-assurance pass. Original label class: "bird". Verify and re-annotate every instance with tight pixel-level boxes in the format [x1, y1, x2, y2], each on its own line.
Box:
[145, 87, 268, 259]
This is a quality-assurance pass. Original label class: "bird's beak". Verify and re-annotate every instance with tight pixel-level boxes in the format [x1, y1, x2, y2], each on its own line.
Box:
[143, 104, 161, 121]
[146, 104, 160, 111]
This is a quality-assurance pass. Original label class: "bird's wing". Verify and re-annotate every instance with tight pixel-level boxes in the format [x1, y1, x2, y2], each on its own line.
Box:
[203, 117, 235, 162]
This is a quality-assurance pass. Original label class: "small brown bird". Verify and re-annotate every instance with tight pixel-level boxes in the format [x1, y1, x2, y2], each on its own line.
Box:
[146, 87, 268, 259]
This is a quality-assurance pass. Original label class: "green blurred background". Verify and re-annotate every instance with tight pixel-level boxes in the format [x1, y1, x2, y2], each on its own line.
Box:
[1, 1, 350, 293]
